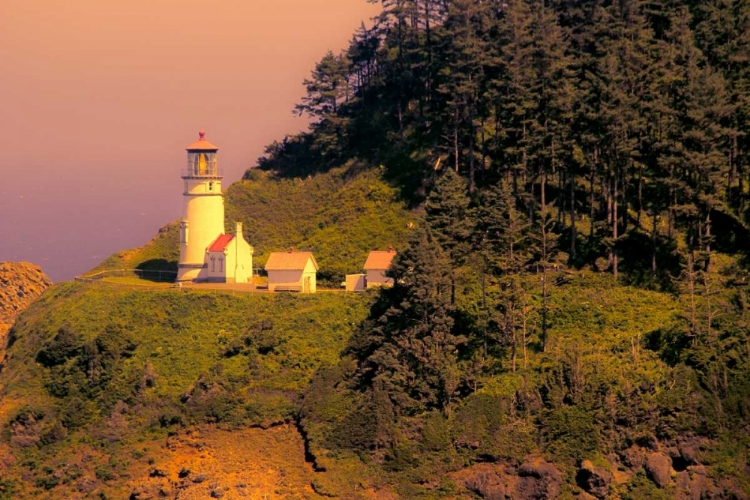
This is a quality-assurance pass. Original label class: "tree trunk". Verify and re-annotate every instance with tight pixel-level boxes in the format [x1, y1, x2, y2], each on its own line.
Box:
[637, 163, 643, 225]
[522, 313, 528, 369]
[454, 105, 460, 172]
[651, 211, 658, 273]
[705, 211, 712, 272]
[511, 322, 517, 372]
[668, 166, 675, 239]
[541, 268, 548, 352]
[589, 153, 597, 244]
[687, 253, 697, 342]
[541, 166, 547, 212]
[480, 117, 487, 181]
[481, 264, 487, 360]
[570, 169, 576, 258]
[612, 171, 618, 279]
[468, 107, 476, 193]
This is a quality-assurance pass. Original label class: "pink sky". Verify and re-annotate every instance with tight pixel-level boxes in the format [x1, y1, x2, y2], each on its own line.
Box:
[0, 0, 380, 282]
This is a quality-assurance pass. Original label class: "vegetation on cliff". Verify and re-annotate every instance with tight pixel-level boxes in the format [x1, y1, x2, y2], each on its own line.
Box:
[0, 282, 372, 498]
[3, 0, 750, 497]
[278, 0, 750, 495]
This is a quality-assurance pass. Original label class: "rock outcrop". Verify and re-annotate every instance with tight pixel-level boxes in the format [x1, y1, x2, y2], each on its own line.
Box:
[453, 458, 563, 500]
[576, 459, 612, 499]
[0, 261, 52, 360]
[645, 452, 674, 488]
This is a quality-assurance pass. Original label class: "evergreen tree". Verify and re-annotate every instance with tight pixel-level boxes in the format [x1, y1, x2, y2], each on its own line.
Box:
[354, 228, 466, 415]
[477, 180, 529, 273]
[295, 51, 353, 157]
[425, 167, 476, 266]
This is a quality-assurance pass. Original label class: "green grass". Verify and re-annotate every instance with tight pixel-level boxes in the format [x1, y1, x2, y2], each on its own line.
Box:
[87, 223, 179, 275]
[2, 282, 372, 427]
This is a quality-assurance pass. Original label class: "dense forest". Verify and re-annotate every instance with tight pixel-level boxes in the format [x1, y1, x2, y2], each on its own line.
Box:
[265, 0, 750, 281]
[269, 0, 750, 496]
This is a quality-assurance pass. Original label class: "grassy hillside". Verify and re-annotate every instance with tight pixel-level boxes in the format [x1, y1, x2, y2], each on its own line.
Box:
[89, 163, 418, 284]
[228, 165, 417, 282]
[0, 282, 375, 498]
[1, 270, 749, 498]
[87, 223, 180, 276]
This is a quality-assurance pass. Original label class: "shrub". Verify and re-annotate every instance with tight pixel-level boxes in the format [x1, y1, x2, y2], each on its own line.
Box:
[36, 326, 84, 367]
[543, 405, 600, 462]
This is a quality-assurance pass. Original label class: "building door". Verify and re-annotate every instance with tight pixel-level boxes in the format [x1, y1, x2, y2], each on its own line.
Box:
[304, 276, 311, 293]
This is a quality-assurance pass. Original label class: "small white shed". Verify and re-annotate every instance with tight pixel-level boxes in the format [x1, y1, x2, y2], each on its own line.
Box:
[265, 249, 319, 293]
[345, 273, 366, 292]
[363, 248, 397, 288]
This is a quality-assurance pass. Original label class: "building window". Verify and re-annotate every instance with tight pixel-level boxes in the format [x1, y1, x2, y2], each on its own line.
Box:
[210, 255, 215, 272]
[219, 257, 224, 273]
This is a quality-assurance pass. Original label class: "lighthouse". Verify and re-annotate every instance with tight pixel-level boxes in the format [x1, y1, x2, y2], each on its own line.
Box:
[177, 131, 253, 283]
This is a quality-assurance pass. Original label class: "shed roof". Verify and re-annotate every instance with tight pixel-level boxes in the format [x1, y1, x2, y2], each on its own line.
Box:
[208, 234, 234, 252]
[186, 130, 219, 151]
[265, 251, 319, 271]
[363, 250, 397, 270]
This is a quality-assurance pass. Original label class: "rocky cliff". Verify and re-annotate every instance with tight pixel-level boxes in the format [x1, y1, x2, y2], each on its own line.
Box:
[0, 262, 52, 360]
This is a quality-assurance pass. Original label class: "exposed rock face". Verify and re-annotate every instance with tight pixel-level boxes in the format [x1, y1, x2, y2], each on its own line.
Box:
[645, 452, 673, 488]
[0, 262, 52, 359]
[518, 458, 563, 499]
[674, 435, 704, 467]
[576, 459, 612, 499]
[454, 458, 562, 500]
[458, 463, 513, 500]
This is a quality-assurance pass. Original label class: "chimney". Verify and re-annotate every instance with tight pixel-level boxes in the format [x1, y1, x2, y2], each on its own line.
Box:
[236, 222, 243, 237]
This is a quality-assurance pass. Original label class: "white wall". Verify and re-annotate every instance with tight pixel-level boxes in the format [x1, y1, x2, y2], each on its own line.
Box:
[206, 250, 226, 281]
[267, 269, 304, 291]
[231, 235, 253, 283]
[177, 178, 224, 281]
[267, 258, 316, 293]
[346, 274, 366, 291]
[366, 269, 393, 288]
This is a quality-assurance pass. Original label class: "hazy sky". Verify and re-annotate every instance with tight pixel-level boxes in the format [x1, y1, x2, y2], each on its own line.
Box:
[0, 0, 381, 282]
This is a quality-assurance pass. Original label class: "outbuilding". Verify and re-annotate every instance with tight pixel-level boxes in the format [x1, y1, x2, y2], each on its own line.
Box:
[265, 249, 319, 293]
[204, 223, 254, 283]
[363, 248, 397, 288]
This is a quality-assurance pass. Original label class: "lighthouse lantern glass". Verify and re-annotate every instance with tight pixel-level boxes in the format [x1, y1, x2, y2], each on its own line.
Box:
[187, 151, 217, 177]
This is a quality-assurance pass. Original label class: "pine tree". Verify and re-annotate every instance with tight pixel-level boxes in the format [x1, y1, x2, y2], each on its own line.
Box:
[355, 228, 466, 415]
[295, 51, 353, 158]
[437, 0, 493, 191]
[425, 167, 476, 266]
[477, 180, 530, 273]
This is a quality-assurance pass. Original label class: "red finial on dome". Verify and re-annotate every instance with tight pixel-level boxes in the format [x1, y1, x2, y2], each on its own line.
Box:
[186, 130, 218, 151]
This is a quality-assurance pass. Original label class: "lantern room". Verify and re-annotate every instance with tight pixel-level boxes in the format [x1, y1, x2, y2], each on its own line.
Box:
[183, 130, 221, 178]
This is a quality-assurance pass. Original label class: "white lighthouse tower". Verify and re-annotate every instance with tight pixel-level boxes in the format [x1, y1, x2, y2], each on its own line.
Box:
[177, 131, 227, 282]
[177, 131, 254, 283]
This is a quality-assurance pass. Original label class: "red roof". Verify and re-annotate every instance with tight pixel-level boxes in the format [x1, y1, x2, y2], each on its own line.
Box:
[208, 234, 234, 252]
[265, 251, 319, 271]
[363, 250, 397, 270]
[186, 130, 219, 151]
